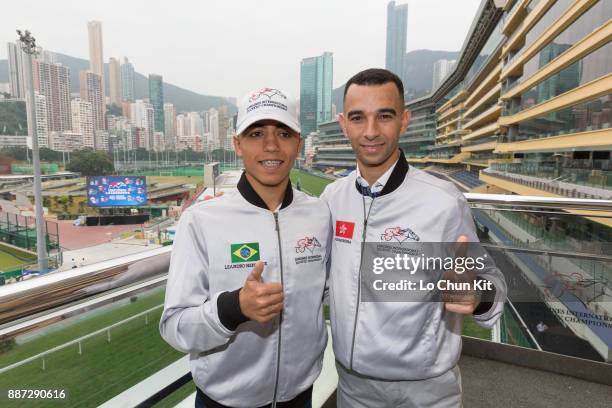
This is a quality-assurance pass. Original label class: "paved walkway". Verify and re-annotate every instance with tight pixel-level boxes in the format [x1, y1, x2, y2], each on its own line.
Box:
[460, 354, 612, 408]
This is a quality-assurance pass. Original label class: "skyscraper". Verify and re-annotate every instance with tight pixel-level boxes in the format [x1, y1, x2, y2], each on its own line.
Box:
[71, 98, 95, 149]
[300, 52, 333, 137]
[120, 57, 135, 102]
[208, 108, 219, 148]
[130, 100, 154, 149]
[7, 42, 27, 98]
[108, 57, 122, 107]
[218, 105, 228, 150]
[34, 94, 49, 148]
[80, 71, 105, 131]
[32, 59, 72, 132]
[385, 1, 408, 80]
[188, 112, 204, 137]
[148, 74, 164, 132]
[163, 103, 176, 149]
[87, 21, 105, 102]
[432, 59, 456, 91]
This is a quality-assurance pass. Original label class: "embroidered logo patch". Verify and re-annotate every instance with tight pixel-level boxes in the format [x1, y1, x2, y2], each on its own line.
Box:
[380, 226, 420, 243]
[231, 243, 260, 263]
[335, 221, 355, 239]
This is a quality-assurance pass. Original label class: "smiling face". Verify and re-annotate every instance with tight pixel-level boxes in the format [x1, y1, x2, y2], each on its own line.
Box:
[233, 119, 302, 188]
[339, 82, 410, 169]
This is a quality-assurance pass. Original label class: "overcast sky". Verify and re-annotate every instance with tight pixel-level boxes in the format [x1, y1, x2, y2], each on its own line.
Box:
[1, 0, 482, 100]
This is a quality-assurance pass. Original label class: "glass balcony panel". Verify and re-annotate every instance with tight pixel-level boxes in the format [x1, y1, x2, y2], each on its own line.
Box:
[0, 197, 610, 406]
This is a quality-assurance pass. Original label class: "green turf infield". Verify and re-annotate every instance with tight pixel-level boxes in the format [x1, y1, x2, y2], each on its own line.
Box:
[0, 286, 183, 408]
[290, 169, 334, 197]
[0, 251, 26, 273]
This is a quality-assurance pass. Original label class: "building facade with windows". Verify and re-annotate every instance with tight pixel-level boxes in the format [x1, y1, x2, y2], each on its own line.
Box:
[314, 0, 611, 199]
[300, 52, 333, 137]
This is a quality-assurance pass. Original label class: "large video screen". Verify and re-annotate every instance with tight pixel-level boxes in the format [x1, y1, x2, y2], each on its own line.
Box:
[87, 176, 147, 207]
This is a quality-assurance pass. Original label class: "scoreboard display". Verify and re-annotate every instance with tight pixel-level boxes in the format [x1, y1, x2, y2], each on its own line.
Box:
[86, 176, 147, 207]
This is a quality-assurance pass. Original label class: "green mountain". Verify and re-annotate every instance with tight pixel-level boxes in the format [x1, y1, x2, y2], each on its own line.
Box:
[0, 53, 236, 114]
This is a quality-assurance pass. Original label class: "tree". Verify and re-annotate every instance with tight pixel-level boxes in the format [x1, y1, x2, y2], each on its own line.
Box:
[107, 104, 122, 116]
[58, 196, 69, 213]
[67, 149, 114, 176]
[39, 148, 63, 162]
[0, 146, 28, 160]
[211, 148, 236, 162]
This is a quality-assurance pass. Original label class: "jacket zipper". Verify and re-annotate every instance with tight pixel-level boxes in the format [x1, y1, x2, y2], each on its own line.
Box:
[271, 212, 284, 408]
[349, 197, 373, 370]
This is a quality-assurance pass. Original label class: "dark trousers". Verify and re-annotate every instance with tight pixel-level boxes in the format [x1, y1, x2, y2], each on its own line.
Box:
[195, 386, 312, 408]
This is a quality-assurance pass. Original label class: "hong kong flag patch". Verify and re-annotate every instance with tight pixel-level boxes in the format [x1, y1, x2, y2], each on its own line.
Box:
[335, 220, 355, 239]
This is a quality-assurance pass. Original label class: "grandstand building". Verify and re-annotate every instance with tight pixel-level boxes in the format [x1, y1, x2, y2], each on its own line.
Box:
[311, 0, 612, 361]
[313, 0, 611, 198]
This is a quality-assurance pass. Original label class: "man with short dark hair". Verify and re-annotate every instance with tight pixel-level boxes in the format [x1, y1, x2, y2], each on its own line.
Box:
[161, 88, 330, 408]
[322, 68, 506, 407]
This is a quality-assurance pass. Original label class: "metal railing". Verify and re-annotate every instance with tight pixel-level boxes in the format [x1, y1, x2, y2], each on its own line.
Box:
[0, 195, 610, 406]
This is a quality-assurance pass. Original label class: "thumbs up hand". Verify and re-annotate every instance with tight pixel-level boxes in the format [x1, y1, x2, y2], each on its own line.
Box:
[441, 235, 481, 314]
[239, 261, 284, 323]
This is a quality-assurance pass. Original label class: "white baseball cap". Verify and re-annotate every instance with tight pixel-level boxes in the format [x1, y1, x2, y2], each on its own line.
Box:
[236, 88, 300, 135]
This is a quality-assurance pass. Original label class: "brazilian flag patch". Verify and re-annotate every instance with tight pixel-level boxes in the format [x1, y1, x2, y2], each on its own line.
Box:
[231, 243, 260, 263]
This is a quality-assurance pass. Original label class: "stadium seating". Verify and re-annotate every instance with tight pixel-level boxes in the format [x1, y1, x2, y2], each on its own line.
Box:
[450, 170, 484, 188]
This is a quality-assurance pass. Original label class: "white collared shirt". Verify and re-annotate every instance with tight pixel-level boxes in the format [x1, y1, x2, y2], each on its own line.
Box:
[356, 159, 399, 194]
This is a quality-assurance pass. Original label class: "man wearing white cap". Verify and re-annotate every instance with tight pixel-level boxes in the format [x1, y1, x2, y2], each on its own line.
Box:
[161, 88, 331, 408]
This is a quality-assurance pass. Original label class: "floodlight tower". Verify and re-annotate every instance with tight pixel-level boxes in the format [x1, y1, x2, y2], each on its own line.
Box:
[17, 29, 48, 273]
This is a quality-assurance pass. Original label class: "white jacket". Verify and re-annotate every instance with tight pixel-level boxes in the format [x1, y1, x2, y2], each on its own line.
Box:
[321, 152, 507, 380]
[160, 173, 331, 407]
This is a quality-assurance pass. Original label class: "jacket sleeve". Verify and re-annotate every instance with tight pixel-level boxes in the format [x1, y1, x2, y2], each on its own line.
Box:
[159, 209, 236, 353]
[446, 194, 507, 328]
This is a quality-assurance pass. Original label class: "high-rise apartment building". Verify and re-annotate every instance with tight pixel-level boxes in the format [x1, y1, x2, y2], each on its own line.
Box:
[432, 59, 456, 91]
[176, 114, 186, 138]
[385, 1, 408, 80]
[153, 131, 164, 152]
[300, 52, 333, 137]
[50, 131, 84, 152]
[175, 112, 205, 151]
[208, 108, 219, 148]
[130, 99, 154, 149]
[218, 105, 228, 150]
[120, 57, 135, 102]
[32, 60, 72, 132]
[87, 21, 105, 102]
[7, 42, 27, 98]
[95, 130, 109, 151]
[71, 98, 95, 149]
[108, 57, 122, 106]
[163, 103, 176, 149]
[80, 71, 105, 131]
[188, 112, 204, 137]
[148, 74, 164, 132]
[34, 93, 49, 148]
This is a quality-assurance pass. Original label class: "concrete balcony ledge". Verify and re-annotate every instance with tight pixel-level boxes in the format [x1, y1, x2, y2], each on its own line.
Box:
[461, 336, 612, 408]
[104, 335, 612, 408]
